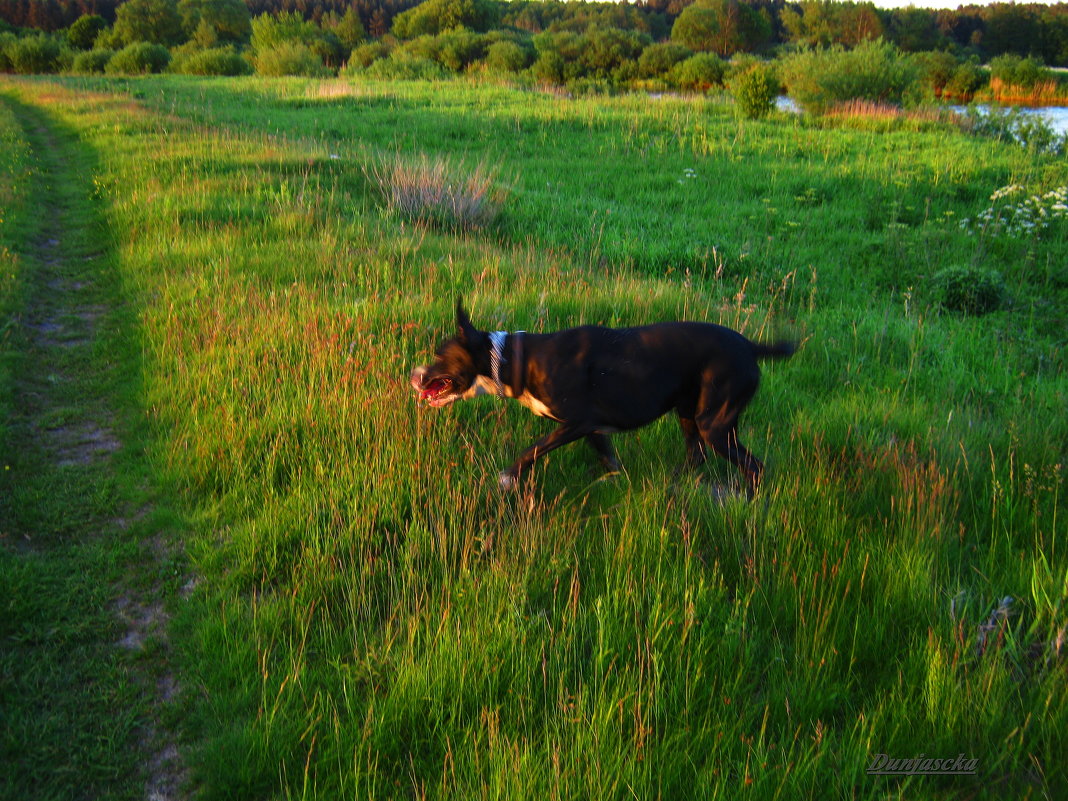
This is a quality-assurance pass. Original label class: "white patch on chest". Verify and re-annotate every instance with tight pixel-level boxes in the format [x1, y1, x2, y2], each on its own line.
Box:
[462, 375, 497, 399]
[515, 391, 557, 420]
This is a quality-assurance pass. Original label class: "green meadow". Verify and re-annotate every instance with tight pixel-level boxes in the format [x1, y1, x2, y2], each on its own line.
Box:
[0, 75, 1065, 800]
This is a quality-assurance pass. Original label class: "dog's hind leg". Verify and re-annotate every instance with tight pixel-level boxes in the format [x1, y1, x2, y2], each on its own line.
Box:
[702, 427, 764, 497]
[694, 376, 764, 497]
[676, 414, 707, 468]
[586, 433, 621, 473]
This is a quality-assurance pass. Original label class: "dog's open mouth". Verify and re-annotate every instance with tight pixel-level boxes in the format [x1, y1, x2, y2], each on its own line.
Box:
[419, 377, 454, 406]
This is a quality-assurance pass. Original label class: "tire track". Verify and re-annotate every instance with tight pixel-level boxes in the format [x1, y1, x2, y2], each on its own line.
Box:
[1, 91, 187, 801]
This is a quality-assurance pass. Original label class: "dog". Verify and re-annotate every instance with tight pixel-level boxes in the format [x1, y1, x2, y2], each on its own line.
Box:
[410, 300, 796, 495]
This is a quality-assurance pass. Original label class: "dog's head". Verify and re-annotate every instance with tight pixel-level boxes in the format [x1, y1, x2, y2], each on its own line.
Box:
[410, 300, 489, 407]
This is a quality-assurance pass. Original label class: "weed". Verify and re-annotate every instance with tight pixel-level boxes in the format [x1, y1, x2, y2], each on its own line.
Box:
[367, 150, 507, 232]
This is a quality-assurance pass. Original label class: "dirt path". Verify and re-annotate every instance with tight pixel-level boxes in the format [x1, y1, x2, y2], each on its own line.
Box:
[0, 94, 186, 801]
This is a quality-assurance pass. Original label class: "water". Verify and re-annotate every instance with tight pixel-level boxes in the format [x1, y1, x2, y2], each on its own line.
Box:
[775, 95, 1068, 135]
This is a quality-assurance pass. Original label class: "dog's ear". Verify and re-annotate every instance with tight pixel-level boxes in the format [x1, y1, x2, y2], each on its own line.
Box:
[456, 298, 478, 343]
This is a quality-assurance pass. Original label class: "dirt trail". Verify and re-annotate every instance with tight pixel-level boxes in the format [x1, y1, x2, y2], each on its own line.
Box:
[3, 97, 187, 801]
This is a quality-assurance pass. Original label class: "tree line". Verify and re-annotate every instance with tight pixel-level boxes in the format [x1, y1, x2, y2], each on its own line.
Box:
[1, 0, 1067, 66]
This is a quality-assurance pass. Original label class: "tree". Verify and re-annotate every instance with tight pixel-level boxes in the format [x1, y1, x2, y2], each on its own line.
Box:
[782, 1, 882, 48]
[390, 0, 499, 39]
[67, 13, 107, 48]
[671, 0, 770, 58]
[112, 0, 184, 46]
[328, 6, 365, 48]
[177, 0, 251, 44]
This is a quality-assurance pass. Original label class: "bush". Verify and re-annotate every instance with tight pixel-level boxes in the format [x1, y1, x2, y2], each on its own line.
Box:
[430, 29, 489, 72]
[364, 52, 448, 81]
[105, 41, 171, 74]
[250, 12, 342, 70]
[669, 52, 726, 91]
[914, 50, 958, 96]
[9, 34, 63, 74]
[485, 40, 530, 73]
[170, 46, 251, 75]
[341, 41, 390, 72]
[638, 42, 692, 79]
[988, 54, 1051, 89]
[930, 266, 1004, 315]
[530, 50, 565, 84]
[0, 32, 17, 71]
[947, 58, 984, 98]
[253, 41, 328, 76]
[781, 39, 920, 114]
[71, 48, 114, 73]
[729, 62, 779, 118]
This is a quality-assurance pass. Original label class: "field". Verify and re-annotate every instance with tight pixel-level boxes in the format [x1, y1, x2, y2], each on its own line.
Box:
[0, 75, 1065, 800]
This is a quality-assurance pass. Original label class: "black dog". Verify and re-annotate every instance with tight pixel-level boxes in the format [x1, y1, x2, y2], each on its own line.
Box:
[411, 300, 796, 495]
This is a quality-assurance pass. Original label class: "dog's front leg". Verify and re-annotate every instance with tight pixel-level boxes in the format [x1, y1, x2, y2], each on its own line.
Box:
[586, 434, 621, 473]
[500, 424, 588, 490]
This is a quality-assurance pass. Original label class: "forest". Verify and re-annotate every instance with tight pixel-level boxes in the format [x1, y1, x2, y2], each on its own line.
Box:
[1, 0, 1067, 67]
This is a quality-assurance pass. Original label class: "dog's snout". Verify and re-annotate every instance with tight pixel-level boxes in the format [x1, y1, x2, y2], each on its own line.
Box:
[410, 365, 428, 389]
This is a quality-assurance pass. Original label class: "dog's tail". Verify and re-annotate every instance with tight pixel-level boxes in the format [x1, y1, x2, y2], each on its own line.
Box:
[752, 340, 798, 361]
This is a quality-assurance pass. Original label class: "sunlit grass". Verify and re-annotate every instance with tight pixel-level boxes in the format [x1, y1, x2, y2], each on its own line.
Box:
[1, 74, 1065, 800]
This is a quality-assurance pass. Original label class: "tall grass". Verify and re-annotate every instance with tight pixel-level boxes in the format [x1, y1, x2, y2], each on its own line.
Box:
[0, 75, 1065, 800]
[367, 151, 507, 231]
[988, 76, 1068, 106]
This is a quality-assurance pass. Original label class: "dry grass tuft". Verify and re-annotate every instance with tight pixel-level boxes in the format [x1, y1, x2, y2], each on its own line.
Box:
[367, 151, 507, 232]
[989, 77, 1068, 105]
[824, 99, 956, 125]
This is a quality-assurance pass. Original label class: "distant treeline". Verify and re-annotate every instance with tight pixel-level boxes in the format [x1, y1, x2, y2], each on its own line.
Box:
[1, 0, 1067, 65]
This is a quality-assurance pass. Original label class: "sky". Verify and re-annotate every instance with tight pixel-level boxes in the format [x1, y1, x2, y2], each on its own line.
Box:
[868, 0, 1063, 7]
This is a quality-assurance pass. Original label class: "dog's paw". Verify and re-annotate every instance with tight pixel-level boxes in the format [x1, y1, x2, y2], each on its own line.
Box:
[498, 471, 519, 492]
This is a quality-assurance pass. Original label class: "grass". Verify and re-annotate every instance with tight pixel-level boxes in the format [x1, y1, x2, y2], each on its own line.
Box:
[988, 77, 1068, 106]
[0, 89, 177, 800]
[0, 74, 1065, 800]
[367, 151, 507, 231]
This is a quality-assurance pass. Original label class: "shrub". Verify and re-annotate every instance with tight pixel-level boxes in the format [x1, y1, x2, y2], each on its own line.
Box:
[638, 42, 692, 79]
[341, 41, 390, 72]
[946, 58, 984, 99]
[579, 26, 647, 80]
[250, 12, 343, 69]
[9, 34, 62, 74]
[930, 266, 1004, 315]
[988, 54, 1051, 89]
[530, 50, 565, 84]
[432, 29, 489, 72]
[669, 52, 726, 91]
[729, 62, 779, 118]
[71, 48, 114, 73]
[170, 45, 251, 75]
[913, 50, 957, 96]
[364, 52, 448, 80]
[485, 40, 530, 73]
[105, 41, 171, 74]
[780, 39, 920, 114]
[366, 151, 506, 232]
[253, 41, 328, 76]
[0, 32, 17, 71]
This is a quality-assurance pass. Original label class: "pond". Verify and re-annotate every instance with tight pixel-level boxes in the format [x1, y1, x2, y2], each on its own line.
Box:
[774, 96, 1068, 136]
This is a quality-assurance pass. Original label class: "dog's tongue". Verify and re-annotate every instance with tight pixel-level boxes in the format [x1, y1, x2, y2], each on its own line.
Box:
[421, 378, 449, 400]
